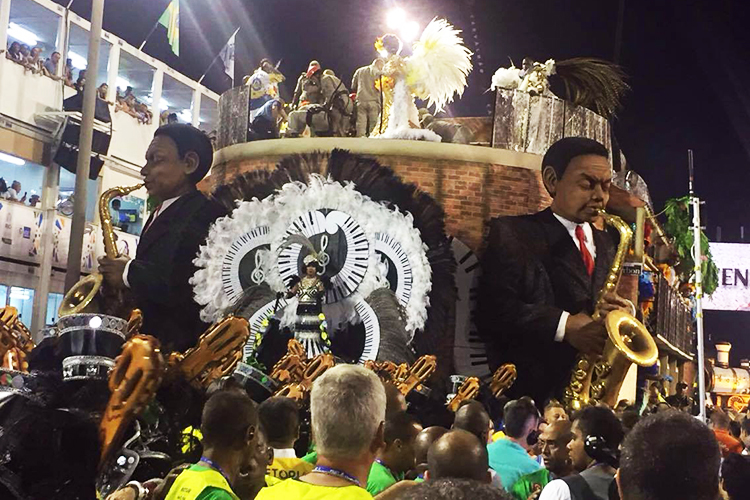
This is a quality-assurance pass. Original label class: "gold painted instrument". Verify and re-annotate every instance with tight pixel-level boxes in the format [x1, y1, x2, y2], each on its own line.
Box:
[563, 210, 658, 412]
[0, 306, 35, 372]
[270, 339, 307, 385]
[396, 355, 437, 396]
[100, 334, 164, 464]
[168, 316, 250, 390]
[59, 183, 144, 318]
[275, 353, 335, 402]
[364, 360, 399, 382]
[490, 363, 518, 399]
[446, 376, 481, 412]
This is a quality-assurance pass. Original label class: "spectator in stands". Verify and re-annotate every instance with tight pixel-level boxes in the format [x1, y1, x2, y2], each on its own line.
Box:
[97, 83, 109, 101]
[512, 420, 573, 500]
[720, 453, 750, 500]
[398, 478, 512, 500]
[258, 396, 313, 480]
[617, 411, 721, 500]
[6, 42, 22, 62]
[409, 426, 448, 480]
[163, 389, 259, 500]
[8, 180, 26, 203]
[710, 409, 743, 457]
[367, 410, 422, 496]
[539, 406, 623, 500]
[42, 51, 61, 79]
[0, 178, 8, 199]
[28, 194, 40, 207]
[167, 112, 179, 124]
[487, 397, 541, 491]
[75, 69, 86, 92]
[426, 429, 491, 483]
[18, 44, 30, 62]
[25, 47, 43, 73]
[257, 365, 385, 500]
[64, 58, 74, 86]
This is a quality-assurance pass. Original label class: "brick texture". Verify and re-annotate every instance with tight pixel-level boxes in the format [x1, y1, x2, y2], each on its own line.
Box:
[205, 153, 552, 253]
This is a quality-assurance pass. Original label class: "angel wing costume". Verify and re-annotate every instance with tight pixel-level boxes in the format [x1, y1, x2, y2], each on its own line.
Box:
[372, 18, 472, 142]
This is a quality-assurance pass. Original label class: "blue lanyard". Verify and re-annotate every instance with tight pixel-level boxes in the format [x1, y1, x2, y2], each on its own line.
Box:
[312, 465, 362, 487]
[200, 456, 232, 485]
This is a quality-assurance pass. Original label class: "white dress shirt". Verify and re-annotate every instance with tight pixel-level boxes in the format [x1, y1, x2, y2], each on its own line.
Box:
[122, 196, 181, 288]
[552, 213, 597, 343]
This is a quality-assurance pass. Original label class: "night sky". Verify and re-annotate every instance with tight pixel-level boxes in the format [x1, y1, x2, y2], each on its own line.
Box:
[58, 0, 750, 360]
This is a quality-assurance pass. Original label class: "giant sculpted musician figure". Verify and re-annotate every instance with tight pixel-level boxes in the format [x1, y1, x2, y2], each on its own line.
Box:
[99, 124, 227, 352]
[478, 137, 633, 406]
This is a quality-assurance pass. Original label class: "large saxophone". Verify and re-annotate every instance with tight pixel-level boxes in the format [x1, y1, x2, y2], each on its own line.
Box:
[562, 210, 658, 412]
[58, 183, 144, 317]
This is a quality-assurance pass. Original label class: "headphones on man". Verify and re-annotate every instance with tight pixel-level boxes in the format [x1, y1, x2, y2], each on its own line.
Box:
[584, 435, 619, 468]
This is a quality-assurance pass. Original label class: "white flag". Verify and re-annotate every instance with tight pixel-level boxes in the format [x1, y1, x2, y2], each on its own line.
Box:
[219, 30, 238, 80]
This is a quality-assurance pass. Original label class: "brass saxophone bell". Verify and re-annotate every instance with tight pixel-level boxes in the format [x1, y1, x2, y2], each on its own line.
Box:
[58, 274, 103, 317]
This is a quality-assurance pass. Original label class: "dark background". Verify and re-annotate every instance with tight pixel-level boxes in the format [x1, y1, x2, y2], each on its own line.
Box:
[56, 0, 750, 360]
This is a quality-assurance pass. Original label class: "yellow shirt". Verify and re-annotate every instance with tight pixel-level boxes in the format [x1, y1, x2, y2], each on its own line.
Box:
[267, 449, 315, 480]
[256, 479, 372, 500]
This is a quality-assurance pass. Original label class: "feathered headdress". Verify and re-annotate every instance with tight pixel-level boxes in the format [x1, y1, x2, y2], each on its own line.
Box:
[554, 57, 630, 118]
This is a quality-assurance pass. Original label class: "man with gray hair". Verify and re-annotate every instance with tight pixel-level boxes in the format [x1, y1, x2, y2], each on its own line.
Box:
[257, 364, 386, 499]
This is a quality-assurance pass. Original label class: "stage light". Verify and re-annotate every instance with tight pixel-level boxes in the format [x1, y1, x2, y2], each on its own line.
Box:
[7, 23, 38, 46]
[69, 52, 87, 70]
[401, 20, 420, 41]
[387, 8, 406, 29]
[0, 152, 26, 166]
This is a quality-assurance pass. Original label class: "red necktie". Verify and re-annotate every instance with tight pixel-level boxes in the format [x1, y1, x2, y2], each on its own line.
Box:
[575, 225, 595, 276]
[142, 204, 162, 234]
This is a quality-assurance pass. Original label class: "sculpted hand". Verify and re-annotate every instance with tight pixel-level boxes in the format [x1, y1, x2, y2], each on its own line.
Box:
[564, 312, 607, 356]
[98, 255, 130, 288]
[597, 291, 634, 316]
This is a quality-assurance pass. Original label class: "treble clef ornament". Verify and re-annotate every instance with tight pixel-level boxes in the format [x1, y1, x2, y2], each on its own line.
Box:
[251, 251, 265, 285]
[317, 234, 330, 273]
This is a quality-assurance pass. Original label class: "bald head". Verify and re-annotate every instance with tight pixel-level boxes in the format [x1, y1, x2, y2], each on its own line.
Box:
[453, 401, 490, 444]
[427, 430, 490, 483]
[415, 426, 449, 466]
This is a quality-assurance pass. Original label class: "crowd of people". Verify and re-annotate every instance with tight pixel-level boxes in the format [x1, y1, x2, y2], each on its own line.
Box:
[103, 364, 750, 500]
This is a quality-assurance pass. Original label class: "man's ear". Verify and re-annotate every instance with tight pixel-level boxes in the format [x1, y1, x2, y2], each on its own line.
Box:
[182, 151, 200, 179]
[424, 470, 431, 481]
[542, 165, 558, 197]
[245, 424, 256, 445]
[371, 421, 386, 454]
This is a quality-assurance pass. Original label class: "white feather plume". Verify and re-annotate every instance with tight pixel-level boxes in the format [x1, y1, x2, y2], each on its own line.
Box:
[406, 18, 473, 112]
[490, 66, 521, 91]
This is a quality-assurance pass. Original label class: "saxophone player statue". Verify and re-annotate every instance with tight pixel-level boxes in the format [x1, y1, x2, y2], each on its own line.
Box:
[97, 124, 227, 352]
[478, 137, 647, 407]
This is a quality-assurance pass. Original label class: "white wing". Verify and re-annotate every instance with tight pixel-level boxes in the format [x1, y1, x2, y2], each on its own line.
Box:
[406, 18, 473, 112]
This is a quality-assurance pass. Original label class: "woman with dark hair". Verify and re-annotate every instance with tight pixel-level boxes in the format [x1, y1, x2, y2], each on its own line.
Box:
[721, 453, 750, 500]
[284, 255, 329, 358]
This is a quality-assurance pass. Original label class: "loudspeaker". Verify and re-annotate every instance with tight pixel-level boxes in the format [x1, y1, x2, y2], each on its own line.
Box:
[52, 116, 112, 180]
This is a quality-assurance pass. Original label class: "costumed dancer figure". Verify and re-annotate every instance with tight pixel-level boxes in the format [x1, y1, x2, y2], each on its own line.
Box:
[284, 254, 329, 358]
[371, 18, 472, 142]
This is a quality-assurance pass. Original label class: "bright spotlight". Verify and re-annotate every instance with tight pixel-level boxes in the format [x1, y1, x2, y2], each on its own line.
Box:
[116, 77, 131, 89]
[7, 23, 38, 46]
[401, 20, 420, 41]
[0, 152, 25, 166]
[386, 8, 406, 29]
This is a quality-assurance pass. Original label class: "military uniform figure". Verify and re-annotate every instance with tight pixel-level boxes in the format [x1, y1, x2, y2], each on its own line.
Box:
[351, 59, 384, 137]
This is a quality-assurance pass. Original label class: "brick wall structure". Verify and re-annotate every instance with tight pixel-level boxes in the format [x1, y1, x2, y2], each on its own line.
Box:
[204, 138, 552, 252]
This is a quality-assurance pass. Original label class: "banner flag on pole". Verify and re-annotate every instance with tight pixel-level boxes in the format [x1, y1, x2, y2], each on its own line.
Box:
[219, 28, 239, 81]
[158, 0, 180, 56]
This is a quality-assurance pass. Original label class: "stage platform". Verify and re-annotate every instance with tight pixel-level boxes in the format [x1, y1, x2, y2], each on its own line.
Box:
[204, 138, 551, 252]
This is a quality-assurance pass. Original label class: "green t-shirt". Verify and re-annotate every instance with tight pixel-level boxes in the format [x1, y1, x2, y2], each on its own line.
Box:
[165, 464, 239, 500]
[511, 468, 552, 500]
[366, 461, 403, 496]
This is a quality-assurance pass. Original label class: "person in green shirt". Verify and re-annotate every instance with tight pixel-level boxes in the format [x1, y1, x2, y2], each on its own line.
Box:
[512, 419, 574, 500]
[166, 390, 259, 500]
[366, 411, 423, 496]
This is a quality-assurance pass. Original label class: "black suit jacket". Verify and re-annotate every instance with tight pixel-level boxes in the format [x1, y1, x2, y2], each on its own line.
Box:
[128, 190, 227, 352]
[477, 208, 617, 405]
